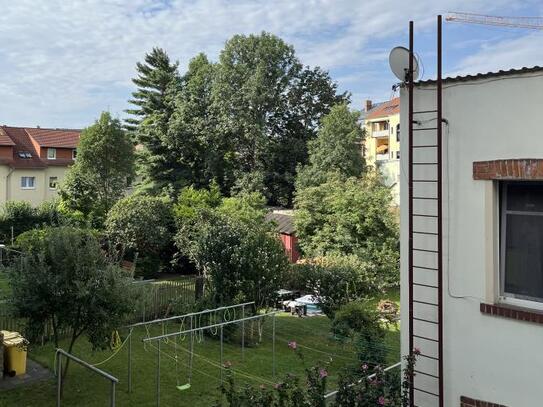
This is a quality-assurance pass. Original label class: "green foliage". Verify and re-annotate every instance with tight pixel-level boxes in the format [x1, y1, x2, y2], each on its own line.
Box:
[289, 256, 382, 318]
[294, 173, 399, 286]
[331, 301, 387, 368]
[8, 227, 135, 368]
[174, 183, 222, 224]
[217, 192, 267, 226]
[105, 195, 174, 255]
[0, 200, 67, 243]
[296, 103, 365, 190]
[60, 112, 134, 226]
[128, 34, 346, 204]
[177, 210, 288, 309]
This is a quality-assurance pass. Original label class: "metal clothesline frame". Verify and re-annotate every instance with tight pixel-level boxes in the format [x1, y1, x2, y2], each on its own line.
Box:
[55, 348, 119, 407]
[125, 301, 254, 393]
[144, 310, 281, 407]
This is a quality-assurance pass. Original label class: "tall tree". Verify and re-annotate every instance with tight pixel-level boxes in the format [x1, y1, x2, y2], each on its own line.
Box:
[126, 47, 180, 191]
[212, 32, 348, 205]
[166, 53, 222, 191]
[296, 103, 365, 190]
[60, 112, 134, 226]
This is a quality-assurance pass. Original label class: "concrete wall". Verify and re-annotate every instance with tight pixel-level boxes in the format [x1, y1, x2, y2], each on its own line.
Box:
[400, 73, 543, 406]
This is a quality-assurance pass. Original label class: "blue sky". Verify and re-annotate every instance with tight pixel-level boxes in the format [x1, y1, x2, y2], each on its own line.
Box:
[0, 0, 542, 128]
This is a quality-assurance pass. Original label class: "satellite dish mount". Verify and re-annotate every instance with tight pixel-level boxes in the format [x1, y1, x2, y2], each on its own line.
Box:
[389, 46, 419, 83]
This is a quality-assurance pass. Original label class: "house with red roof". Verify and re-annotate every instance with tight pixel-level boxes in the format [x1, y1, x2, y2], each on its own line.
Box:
[362, 98, 400, 205]
[0, 126, 80, 205]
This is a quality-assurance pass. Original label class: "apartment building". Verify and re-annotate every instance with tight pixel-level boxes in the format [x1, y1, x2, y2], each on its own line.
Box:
[363, 98, 400, 205]
[0, 126, 80, 206]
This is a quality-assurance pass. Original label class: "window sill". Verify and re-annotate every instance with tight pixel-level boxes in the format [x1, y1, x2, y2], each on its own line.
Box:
[21, 187, 36, 190]
[480, 303, 543, 324]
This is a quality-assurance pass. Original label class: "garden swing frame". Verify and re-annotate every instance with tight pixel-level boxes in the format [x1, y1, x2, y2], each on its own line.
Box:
[143, 310, 280, 407]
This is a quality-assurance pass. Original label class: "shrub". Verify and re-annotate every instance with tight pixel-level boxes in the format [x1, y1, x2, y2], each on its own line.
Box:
[0, 200, 68, 244]
[287, 255, 383, 318]
[331, 301, 387, 369]
[294, 173, 399, 287]
[178, 211, 288, 309]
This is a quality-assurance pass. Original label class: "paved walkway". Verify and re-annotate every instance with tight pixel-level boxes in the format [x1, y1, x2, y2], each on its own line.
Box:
[0, 359, 53, 391]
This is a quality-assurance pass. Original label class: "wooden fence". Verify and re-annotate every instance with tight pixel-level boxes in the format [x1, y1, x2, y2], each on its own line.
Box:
[0, 276, 202, 342]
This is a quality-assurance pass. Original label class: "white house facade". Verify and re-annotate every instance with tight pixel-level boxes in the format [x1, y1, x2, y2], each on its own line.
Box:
[400, 66, 543, 407]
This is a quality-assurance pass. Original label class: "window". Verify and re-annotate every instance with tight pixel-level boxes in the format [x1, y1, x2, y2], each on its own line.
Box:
[49, 176, 58, 190]
[396, 151, 400, 159]
[500, 182, 543, 306]
[72, 149, 77, 160]
[21, 176, 35, 189]
[47, 148, 56, 159]
[17, 152, 32, 159]
[396, 124, 400, 142]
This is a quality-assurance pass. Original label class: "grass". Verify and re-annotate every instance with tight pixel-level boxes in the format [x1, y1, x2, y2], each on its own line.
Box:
[0, 290, 400, 406]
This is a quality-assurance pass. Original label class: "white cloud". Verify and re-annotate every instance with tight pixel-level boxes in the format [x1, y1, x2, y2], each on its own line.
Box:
[450, 33, 543, 76]
[0, 0, 534, 127]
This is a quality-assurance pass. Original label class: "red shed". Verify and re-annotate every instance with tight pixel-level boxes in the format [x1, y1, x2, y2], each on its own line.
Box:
[265, 211, 300, 263]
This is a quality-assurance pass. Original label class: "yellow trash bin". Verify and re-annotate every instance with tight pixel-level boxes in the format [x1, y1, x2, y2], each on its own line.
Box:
[2, 330, 28, 376]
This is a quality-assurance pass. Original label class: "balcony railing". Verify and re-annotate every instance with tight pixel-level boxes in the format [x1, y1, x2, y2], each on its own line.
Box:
[372, 129, 390, 138]
[376, 153, 389, 161]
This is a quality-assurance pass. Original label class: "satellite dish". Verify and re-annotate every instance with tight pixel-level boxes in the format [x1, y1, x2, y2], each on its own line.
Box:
[389, 46, 419, 82]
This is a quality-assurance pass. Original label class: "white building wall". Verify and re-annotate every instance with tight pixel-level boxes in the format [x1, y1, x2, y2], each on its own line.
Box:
[400, 73, 543, 406]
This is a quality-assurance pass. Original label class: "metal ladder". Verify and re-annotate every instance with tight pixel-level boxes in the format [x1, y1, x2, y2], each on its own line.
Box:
[407, 16, 444, 407]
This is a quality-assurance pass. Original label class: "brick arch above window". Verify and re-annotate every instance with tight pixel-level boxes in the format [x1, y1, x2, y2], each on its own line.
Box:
[473, 159, 543, 180]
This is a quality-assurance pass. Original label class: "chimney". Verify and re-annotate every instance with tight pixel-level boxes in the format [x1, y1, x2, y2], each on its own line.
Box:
[364, 99, 372, 112]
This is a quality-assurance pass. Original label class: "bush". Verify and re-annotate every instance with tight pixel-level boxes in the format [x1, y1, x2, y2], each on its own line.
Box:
[331, 301, 387, 369]
[294, 173, 399, 287]
[0, 200, 68, 244]
[286, 255, 383, 318]
[178, 210, 288, 309]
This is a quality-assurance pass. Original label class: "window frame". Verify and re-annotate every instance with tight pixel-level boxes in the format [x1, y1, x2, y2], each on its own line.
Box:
[49, 176, 58, 190]
[72, 149, 77, 160]
[499, 181, 543, 310]
[21, 176, 36, 190]
[47, 148, 56, 160]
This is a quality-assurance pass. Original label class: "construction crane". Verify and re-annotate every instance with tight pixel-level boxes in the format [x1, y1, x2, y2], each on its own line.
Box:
[446, 12, 543, 30]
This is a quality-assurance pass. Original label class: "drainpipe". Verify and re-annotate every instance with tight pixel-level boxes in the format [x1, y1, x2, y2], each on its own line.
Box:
[6, 167, 13, 202]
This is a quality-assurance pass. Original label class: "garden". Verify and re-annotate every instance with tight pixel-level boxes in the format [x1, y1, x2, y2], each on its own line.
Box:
[0, 32, 410, 406]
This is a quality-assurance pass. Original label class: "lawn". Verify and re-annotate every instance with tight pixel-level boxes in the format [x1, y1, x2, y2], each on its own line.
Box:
[0, 291, 400, 406]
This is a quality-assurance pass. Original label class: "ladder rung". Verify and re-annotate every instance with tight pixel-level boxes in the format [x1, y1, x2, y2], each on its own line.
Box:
[413, 145, 437, 148]
[413, 299, 438, 306]
[417, 353, 440, 361]
[413, 335, 439, 343]
[414, 369, 439, 378]
[413, 265, 438, 271]
[413, 110, 438, 114]
[413, 127, 438, 131]
[413, 213, 438, 218]
[413, 196, 437, 200]
[412, 180, 437, 183]
[413, 248, 438, 253]
[413, 162, 438, 165]
[413, 317, 438, 325]
[413, 231, 438, 235]
[413, 282, 438, 289]
[413, 387, 440, 397]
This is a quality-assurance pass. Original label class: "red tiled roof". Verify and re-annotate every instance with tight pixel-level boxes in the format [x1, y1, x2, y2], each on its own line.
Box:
[24, 127, 80, 148]
[0, 126, 80, 169]
[365, 97, 400, 120]
[0, 128, 16, 146]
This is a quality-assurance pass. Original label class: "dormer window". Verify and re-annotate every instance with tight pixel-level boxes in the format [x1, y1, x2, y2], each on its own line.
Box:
[47, 148, 56, 159]
[17, 152, 32, 159]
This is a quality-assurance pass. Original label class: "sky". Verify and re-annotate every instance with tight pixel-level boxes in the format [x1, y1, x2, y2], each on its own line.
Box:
[0, 0, 542, 129]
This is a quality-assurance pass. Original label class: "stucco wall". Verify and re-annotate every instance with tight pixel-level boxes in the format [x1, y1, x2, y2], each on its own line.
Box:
[3, 166, 69, 206]
[400, 73, 543, 406]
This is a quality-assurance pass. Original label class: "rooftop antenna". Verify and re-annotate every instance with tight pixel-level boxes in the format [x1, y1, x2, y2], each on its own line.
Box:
[389, 46, 420, 83]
